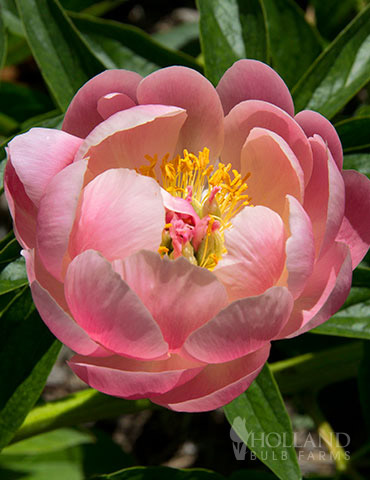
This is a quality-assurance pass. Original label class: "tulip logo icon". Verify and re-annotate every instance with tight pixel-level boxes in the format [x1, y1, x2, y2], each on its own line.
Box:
[230, 416, 248, 460]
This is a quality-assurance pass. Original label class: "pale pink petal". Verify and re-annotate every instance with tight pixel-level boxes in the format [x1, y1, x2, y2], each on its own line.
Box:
[74, 105, 187, 179]
[295, 110, 343, 170]
[120, 250, 228, 352]
[69, 169, 165, 261]
[214, 206, 286, 301]
[184, 287, 292, 364]
[8, 128, 83, 208]
[336, 170, 370, 268]
[4, 159, 37, 249]
[240, 128, 304, 215]
[216, 59, 294, 116]
[31, 280, 110, 357]
[276, 242, 351, 338]
[161, 189, 199, 221]
[150, 345, 270, 412]
[222, 100, 312, 184]
[63, 69, 142, 138]
[69, 353, 205, 399]
[136, 66, 224, 160]
[65, 250, 168, 360]
[37, 160, 88, 281]
[283, 195, 315, 299]
[97, 92, 136, 120]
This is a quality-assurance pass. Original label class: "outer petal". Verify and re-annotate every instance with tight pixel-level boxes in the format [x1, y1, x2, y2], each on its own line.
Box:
[37, 160, 88, 281]
[69, 169, 165, 261]
[214, 206, 286, 301]
[69, 353, 205, 400]
[216, 59, 294, 116]
[222, 100, 312, 184]
[183, 287, 292, 363]
[97, 92, 136, 120]
[62, 69, 142, 138]
[31, 280, 109, 357]
[118, 250, 228, 352]
[150, 345, 270, 412]
[240, 128, 304, 215]
[8, 128, 83, 208]
[295, 110, 343, 169]
[74, 105, 187, 178]
[65, 250, 168, 360]
[336, 170, 370, 268]
[136, 66, 224, 160]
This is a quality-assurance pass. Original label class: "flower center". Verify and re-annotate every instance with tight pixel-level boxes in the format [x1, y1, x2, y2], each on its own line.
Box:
[137, 148, 251, 270]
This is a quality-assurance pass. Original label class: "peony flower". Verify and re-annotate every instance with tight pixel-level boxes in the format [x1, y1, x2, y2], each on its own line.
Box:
[5, 60, 370, 412]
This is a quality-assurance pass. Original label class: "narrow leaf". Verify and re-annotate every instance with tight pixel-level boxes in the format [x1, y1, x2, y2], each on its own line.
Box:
[0, 256, 28, 294]
[0, 5, 7, 71]
[358, 341, 370, 435]
[224, 364, 301, 480]
[292, 4, 370, 119]
[197, 0, 268, 85]
[95, 466, 224, 480]
[335, 116, 370, 152]
[343, 154, 370, 178]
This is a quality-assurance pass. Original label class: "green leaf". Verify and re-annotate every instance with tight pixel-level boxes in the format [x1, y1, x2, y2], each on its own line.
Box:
[197, 0, 268, 85]
[224, 364, 301, 480]
[335, 116, 370, 152]
[262, 0, 322, 88]
[95, 466, 224, 480]
[0, 236, 21, 264]
[16, 0, 105, 111]
[0, 5, 7, 71]
[153, 22, 199, 52]
[70, 12, 201, 76]
[358, 341, 370, 435]
[292, 4, 370, 119]
[311, 0, 358, 41]
[343, 153, 370, 178]
[0, 288, 61, 449]
[2, 0, 24, 37]
[352, 264, 370, 287]
[0, 257, 28, 294]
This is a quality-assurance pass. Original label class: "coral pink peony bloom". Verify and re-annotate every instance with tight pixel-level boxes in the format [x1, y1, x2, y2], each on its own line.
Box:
[5, 60, 370, 412]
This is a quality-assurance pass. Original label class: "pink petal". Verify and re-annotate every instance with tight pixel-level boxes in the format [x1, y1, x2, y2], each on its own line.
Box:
[216, 59, 294, 116]
[240, 128, 304, 215]
[284, 195, 315, 299]
[8, 128, 83, 208]
[69, 169, 165, 261]
[37, 160, 88, 281]
[336, 170, 370, 268]
[183, 287, 292, 363]
[150, 345, 270, 412]
[31, 280, 109, 357]
[136, 66, 224, 161]
[62, 69, 142, 138]
[65, 250, 168, 360]
[295, 110, 343, 170]
[214, 206, 286, 301]
[97, 92, 136, 120]
[74, 105, 187, 178]
[4, 159, 37, 249]
[69, 353, 205, 399]
[119, 250, 228, 352]
[222, 100, 313, 185]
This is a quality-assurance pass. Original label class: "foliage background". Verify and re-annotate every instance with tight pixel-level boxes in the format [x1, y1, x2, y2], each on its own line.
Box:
[0, 1, 370, 479]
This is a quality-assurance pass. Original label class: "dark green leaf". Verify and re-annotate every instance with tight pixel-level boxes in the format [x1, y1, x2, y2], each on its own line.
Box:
[262, 0, 322, 88]
[197, 0, 268, 85]
[352, 264, 370, 287]
[153, 21, 199, 52]
[1, 0, 23, 36]
[358, 341, 370, 435]
[335, 116, 370, 152]
[224, 364, 301, 480]
[343, 154, 370, 178]
[0, 5, 7, 71]
[16, 0, 105, 111]
[95, 466, 224, 480]
[292, 4, 370, 119]
[0, 288, 61, 449]
[311, 0, 358, 41]
[0, 237, 21, 264]
[0, 257, 28, 294]
[70, 12, 201, 76]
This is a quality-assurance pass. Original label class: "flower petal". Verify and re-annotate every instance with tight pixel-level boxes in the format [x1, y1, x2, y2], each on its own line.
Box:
[183, 287, 292, 363]
[62, 69, 142, 138]
[336, 170, 370, 268]
[74, 105, 187, 178]
[8, 128, 83, 208]
[240, 128, 304, 215]
[214, 205, 286, 301]
[222, 100, 312, 184]
[136, 66, 224, 160]
[69, 169, 165, 261]
[150, 345, 270, 412]
[65, 250, 168, 360]
[216, 59, 294, 116]
[69, 353, 204, 399]
[119, 250, 228, 352]
[295, 110, 343, 170]
[97, 92, 136, 120]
